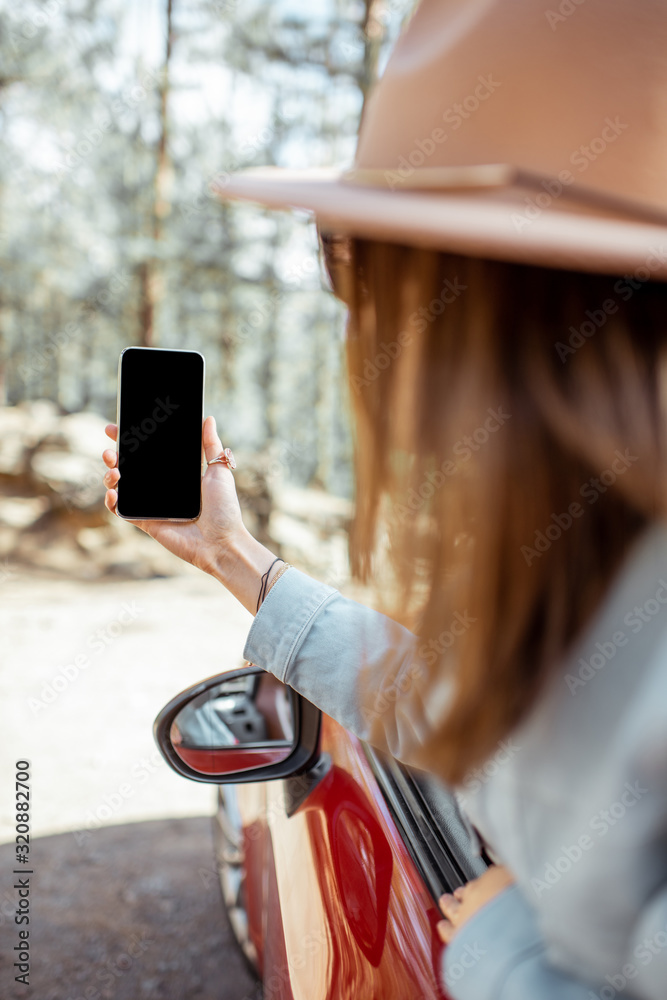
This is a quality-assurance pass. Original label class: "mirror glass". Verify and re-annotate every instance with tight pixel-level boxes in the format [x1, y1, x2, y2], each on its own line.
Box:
[170, 670, 295, 775]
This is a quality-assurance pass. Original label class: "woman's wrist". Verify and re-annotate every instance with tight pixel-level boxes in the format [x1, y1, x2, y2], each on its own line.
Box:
[207, 525, 279, 616]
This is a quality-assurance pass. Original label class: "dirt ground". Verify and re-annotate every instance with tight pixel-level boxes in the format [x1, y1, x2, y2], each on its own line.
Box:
[0, 817, 259, 1000]
[0, 567, 263, 999]
[0, 567, 255, 842]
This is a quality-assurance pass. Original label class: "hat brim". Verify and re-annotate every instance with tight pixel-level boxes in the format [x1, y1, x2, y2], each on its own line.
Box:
[212, 167, 667, 281]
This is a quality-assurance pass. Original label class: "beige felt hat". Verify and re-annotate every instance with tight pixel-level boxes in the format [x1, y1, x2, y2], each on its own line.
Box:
[213, 0, 667, 280]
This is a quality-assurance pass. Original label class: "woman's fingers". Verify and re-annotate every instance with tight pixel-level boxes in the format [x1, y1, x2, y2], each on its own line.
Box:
[103, 426, 119, 515]
[437, 891, 464, 945]
[104, 467, 120, 488]
[439, 893, 461, 920]
[436, 868, 515, 947]
[105, 487, 118, 514]
[437, 918, 455, 944]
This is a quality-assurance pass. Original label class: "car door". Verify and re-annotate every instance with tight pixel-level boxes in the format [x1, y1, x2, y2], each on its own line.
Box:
[228, 711, 485, 1000]
[155, 666, 485, 1000]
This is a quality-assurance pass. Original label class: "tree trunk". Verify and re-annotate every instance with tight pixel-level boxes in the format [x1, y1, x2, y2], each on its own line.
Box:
[138, 0, 174, 347]
[359, 0, 384, 111]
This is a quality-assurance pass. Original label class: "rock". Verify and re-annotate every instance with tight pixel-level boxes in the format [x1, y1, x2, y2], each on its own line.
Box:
[0, 408, 31, 477]
[75, 526, 119, 553]
[29, 409, 109, 511]
[273, 483, 352, 533]
[0, 495, 50, 529]
[0, 399, 60, 482]
[54, 410, 110, 458]
[30, 451, 105, 510]
[0, 400, 350, 583]
[233, 451, 273, 545]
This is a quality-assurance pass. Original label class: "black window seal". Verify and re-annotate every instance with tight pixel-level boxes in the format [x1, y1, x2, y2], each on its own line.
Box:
[362, 743, 487, 902]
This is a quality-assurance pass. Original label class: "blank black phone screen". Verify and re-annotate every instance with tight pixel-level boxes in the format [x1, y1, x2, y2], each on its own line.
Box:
[117, 347, 204, 520]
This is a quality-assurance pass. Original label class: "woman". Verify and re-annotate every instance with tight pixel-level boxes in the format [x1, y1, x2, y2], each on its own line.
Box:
[102, 1, 667, 997]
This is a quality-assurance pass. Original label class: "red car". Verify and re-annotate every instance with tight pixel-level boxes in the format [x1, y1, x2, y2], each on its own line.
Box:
[155, 665, 487, 999]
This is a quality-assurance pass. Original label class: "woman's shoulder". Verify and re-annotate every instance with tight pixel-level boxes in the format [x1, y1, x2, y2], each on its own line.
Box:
[555, 518, 667, 739]
[463, 519, 667, 848]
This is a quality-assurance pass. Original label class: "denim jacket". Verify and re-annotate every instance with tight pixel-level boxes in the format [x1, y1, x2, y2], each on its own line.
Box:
[244, 520, 667, 1000]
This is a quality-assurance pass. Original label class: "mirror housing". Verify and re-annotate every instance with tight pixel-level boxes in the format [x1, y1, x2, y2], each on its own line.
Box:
[154, 665, 321, 784]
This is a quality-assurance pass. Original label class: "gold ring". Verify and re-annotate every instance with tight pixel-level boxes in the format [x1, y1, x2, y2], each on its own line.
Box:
[207, 448, 236, 471]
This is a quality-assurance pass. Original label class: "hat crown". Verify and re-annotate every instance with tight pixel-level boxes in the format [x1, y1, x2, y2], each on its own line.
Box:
[356, 0, 667, 213]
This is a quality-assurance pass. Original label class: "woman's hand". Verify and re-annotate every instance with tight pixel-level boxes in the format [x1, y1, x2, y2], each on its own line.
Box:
[437, 865, 515, 944]
[102, 415, 278, 614]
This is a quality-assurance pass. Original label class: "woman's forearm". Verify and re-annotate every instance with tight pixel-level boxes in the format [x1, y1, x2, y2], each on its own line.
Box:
[207, 525, 280, 616]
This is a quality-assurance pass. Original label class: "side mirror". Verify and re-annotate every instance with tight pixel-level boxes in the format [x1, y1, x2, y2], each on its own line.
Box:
[154, 665, 321, 784]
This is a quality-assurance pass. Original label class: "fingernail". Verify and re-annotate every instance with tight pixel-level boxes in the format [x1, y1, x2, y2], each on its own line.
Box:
[436, 920, 449, 943]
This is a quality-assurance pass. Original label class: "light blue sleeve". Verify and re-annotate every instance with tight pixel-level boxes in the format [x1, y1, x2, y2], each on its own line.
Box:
[244, 569, 667, 1000]
[442, 886, 613, 1000]
[622, 888, 667, 999]
[243, 566, 448, 766]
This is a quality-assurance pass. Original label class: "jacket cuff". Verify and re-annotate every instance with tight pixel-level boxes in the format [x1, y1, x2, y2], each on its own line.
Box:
[243, 567, 337, 683]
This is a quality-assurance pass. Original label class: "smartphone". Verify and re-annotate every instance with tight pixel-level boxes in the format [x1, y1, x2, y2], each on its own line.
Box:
[116, 346, 205, 521]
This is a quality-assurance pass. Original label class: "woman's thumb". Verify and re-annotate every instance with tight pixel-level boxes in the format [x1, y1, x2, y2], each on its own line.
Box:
[203, 415, 224, 464]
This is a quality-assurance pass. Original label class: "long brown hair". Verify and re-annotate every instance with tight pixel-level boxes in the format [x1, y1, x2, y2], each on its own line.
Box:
[322, 232, 666, 784]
